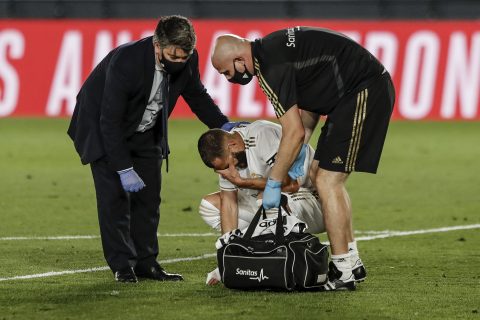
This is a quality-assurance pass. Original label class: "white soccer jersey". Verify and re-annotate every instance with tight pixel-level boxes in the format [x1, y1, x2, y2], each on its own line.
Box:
[212, 121, 324, 234]
[219, 120, 315, 196]
[236, 120, 281, 180]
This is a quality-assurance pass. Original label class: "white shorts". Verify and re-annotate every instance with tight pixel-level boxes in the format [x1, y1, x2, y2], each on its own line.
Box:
[200, 188, 324, 234]
[283, 188, 325, 234]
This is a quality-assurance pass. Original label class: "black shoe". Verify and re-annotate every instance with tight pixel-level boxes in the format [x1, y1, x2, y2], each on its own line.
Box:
[321, 262, 356, 291]
[114, 267, 138, 283]
[135, 263, 184, 281]
[352, 258, 367, 282]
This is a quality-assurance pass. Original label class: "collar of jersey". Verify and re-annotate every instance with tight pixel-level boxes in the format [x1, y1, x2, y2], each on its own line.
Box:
[232, 127, 247, 145]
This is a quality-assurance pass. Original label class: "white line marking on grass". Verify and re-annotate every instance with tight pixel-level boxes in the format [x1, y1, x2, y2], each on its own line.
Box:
[0, 230, 417, 241]
[0, 253, 216, 282]
[355, 224, 480, 241]
[0, 266, 110, 281]
[0, 233, 218, 241]
[160, 233, 218, 237]
[0, 235, 100, 241]
[1, 224, 478, 282]
[3, 224, 478, 242]
[355, 230, 391, 235]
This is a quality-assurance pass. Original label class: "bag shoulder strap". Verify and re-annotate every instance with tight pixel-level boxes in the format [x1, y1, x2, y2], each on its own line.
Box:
[243, 205, 264, 240]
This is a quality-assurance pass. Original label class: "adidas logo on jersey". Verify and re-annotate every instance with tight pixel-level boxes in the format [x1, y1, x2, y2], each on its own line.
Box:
[332, 156, 343, 164]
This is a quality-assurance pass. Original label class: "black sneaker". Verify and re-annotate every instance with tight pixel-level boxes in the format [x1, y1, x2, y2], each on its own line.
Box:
[352, 258, 367, 282]
[321, 261, 356, 291]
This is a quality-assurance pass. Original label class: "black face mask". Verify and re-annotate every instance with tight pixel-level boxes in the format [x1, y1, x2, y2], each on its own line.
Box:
[161, 57, 187, 74]
[228, 61, 253, 85]
[233, 151, 248, 169]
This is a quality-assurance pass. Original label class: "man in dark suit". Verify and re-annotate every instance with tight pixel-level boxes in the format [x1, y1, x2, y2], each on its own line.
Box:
[68, 15, 231, 283]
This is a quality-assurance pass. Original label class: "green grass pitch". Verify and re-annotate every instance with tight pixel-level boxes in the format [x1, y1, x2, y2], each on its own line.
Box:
[0, 118, 479, 319]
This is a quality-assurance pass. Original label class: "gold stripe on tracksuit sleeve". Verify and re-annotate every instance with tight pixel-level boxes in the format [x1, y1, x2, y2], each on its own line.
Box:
[254, 59, 286, 118]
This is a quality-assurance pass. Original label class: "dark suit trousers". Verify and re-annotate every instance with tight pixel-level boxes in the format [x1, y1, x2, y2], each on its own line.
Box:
[90, 130, 162, 272]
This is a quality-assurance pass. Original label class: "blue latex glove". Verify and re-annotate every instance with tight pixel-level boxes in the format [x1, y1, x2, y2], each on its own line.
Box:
[288, 144, 308, 180]
[262, 178, 282, 209]
[117, 168, 146, 192]
[220, 121, 250, 132]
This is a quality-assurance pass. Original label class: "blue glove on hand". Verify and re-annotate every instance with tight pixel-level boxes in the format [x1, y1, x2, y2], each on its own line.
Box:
[117, 168, 146, 192]
[288, 144, 308, 180]
[220, 121, 250, 132]
[262, 178, 282, 209]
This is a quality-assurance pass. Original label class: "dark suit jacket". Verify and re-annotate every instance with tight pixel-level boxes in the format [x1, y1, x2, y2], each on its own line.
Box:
[67, 36, 228, 171]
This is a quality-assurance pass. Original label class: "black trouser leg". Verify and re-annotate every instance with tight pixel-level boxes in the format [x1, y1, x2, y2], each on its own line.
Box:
[129, 157, 162, 268]
[90, 160, 137, 272]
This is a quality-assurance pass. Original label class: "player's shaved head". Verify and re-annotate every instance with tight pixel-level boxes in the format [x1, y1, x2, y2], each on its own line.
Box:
[211, 34, 254, 79]
[211, 34, 244, 67]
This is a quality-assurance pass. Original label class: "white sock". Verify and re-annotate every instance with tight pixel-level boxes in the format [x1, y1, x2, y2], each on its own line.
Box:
[348, 241, 362, 267]
[199, 199, 221, 231]
[348, 240, 358, 253]
[331, 253, 353, 281]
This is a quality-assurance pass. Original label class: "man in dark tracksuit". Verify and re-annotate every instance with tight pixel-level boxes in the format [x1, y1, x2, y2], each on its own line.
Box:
[68, 16, 231, 282]
[211, 27, 395, 291]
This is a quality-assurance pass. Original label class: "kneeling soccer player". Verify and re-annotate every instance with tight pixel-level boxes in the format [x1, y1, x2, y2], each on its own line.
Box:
[197, 120, 365, 286]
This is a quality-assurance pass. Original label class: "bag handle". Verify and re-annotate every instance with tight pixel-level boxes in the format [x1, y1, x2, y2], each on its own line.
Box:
[274, 195, 288, 244]
[243, 195, 288, 244]
[243, 206, 264, 240]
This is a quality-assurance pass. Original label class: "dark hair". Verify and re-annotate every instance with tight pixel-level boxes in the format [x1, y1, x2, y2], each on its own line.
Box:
[197, 129, 228, 169]
[154, 15, 196, 54]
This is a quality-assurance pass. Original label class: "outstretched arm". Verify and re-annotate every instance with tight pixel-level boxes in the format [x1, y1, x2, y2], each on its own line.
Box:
[182, 50, 229, 128]
[269, 106, 305, 183]
[262, 106, 305, 209]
